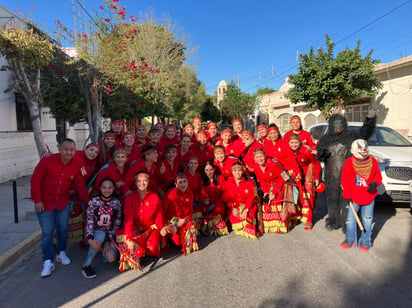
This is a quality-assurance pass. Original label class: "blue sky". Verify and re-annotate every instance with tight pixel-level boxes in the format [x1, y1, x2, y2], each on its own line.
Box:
[1, 0, 411, 94]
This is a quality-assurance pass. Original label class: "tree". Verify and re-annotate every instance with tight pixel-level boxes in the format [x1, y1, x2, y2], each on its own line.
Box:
[253, 87, 275, 97]
[56, 2, 191, 139]
[0, 26, 54, 157]
[168, 64, 208, 123]
[200, 98, 220, 123]
[220, 82, 256, 122]
[40, 49, 86, 125]
[286, 35, 382, 116]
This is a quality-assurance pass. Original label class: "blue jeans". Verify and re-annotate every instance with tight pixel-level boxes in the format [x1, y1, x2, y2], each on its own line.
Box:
[84, 230, 118, 266]
[37, 204, 70, 261]
[345, 200, 375, 248]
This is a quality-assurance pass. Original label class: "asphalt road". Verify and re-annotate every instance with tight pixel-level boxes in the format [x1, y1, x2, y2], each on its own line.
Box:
[1, 200, 411, 308]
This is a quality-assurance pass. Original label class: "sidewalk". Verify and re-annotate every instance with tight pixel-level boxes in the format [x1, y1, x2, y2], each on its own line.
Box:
[0, 176, 41, 274]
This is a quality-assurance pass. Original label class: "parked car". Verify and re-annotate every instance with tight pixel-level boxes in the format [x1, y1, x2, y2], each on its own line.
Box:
[308, 122, 412, 208]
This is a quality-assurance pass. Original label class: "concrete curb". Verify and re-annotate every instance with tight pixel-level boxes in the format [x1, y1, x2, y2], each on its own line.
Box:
[0, 231, 41, 275]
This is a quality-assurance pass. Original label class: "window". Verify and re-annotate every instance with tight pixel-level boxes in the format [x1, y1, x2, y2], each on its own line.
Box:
[15, 93, 32, 131]
[345, 103, 369, 122]
[277, 113, 292, 134]
[304, 114, 316, 129]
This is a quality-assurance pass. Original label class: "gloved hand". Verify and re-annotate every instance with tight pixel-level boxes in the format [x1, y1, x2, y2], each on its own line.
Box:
[367, 182, 378, 193]
[317, 148, 331, 161]
[367, 109, 376, 119]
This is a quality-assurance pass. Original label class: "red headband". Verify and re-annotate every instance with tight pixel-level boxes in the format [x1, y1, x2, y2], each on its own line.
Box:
[257, 124, 267, 130]
[123, 132, 135, 137]
[184, 124, 194, 130]
[290, 116, 301, 123]
[267, 126, 279, 133]
[85, 143, 101, 151]
[166, 124, 176, 129]
[241, 129, 254, 137]
[197, 131, 207, 137]
[104, 132, 116, 138]
[207, 123, 217, 129]
[232, 119, 242, 125]
[176, 173, 187, 180]
[193, 117, 201, 123]
[112, 120, 123, 124]
[221, 128, 232, 134]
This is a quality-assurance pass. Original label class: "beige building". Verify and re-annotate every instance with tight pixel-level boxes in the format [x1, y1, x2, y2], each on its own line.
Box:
[216, 80, 227, 109]
[257, 56, 412, 139]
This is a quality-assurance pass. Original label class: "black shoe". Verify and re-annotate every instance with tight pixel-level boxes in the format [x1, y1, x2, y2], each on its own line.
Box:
[82, 265, 96, 279]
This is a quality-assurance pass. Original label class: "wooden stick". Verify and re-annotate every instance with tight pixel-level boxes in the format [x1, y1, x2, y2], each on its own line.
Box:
[349, 201, 365, 232]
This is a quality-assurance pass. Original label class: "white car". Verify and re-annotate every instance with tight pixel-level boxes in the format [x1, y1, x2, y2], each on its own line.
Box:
[309, 122, 412, 208]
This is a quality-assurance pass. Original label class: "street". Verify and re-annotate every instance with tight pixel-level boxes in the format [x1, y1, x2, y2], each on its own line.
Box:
[0, 200, 411, 308]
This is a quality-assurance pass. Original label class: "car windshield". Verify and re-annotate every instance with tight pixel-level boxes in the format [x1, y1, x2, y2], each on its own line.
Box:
[348, 126, 412, 147]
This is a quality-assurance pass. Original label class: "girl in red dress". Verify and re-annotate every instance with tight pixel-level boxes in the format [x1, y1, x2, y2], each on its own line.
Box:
[68, 144, 101, 244]
[252, 148, 299, 233]
[124, 145, 159, 194]
[200, 162, 228, 235]
[288, 134, 322, 230]
[215, 127, 233, 154]
[284, 115, 317, 152]
[191, 130, 214, 169]
[177, 134, 194, 172]
[135, 125, 149, 146]
[223, 162, 259, 239]
[213, 145, 239, 180]
[184, 156, 203, 227]
[99, 132, 116, 168]
[93, 148, 129, 199]
[123, 132, 141, 164]
[207, 122, 219, 146]
[157, 144, 179, 198]
[116, 171, 168, 271]
[163, 174, 199, 256]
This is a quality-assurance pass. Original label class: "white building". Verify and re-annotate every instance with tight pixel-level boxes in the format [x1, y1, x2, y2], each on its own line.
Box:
[0, 6, 88, 182]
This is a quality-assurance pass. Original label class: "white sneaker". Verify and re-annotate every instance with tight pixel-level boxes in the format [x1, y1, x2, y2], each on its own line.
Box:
[40, 260, 55, 277]
[56, 251, 71, 265]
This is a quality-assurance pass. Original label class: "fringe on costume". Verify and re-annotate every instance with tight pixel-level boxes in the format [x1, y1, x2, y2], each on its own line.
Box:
[182, 222, 199, 256]
[206, 216, 229, 236]
[232, 219, 258, 240]
[115, 234, 143, 272]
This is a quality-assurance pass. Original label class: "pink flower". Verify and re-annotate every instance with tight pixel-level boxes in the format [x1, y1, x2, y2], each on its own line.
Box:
[99, 5, 104, 10]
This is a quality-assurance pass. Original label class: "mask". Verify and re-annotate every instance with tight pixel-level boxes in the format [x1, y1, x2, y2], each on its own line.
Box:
[351, 139, 369, 159]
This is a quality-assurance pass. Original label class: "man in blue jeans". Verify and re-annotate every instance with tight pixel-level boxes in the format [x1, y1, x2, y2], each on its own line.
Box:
[31, 138, 90, 277]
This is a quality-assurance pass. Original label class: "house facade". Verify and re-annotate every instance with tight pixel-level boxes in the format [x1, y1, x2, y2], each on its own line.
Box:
[256, 56, 412, 140]
[0, 6, 88, 182]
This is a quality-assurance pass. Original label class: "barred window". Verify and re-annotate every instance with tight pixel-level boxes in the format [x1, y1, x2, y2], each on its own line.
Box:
[15, 93, 32, 131]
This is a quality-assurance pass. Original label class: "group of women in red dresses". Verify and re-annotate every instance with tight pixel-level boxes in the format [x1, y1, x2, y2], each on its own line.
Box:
[69, 115, 323, 272]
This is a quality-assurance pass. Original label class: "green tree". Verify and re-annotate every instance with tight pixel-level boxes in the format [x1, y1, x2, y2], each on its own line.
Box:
[286, 35, 382, 116]
[253, 87, 275, 97]
[0, 26, 54, 157]
[40, 49, 86, 125]
[220, 81, 256, 122]
[201, 97, 220, 123]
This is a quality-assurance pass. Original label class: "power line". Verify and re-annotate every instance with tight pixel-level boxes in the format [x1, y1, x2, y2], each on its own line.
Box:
[230, 0, 412, 93]
[336, 0, 412, 45]
[73, 0, 106, 33]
